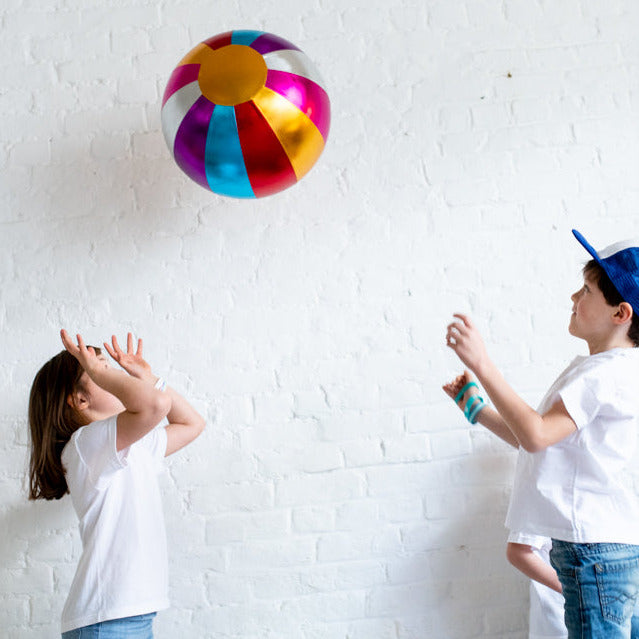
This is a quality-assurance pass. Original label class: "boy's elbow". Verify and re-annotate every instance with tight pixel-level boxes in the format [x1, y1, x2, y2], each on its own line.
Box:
[519, 418, 551, 453]
[521, 438, 545, 453]
[520, 433, 551, 453]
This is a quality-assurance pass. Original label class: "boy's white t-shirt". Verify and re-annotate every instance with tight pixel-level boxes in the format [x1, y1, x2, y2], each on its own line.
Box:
[506, 348, 639, 543]
[508, 531, 567, 639]
[60, 415, 169, 633]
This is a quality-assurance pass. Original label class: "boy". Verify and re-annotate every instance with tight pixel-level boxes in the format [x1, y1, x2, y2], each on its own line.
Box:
[444, 229, 639, 638]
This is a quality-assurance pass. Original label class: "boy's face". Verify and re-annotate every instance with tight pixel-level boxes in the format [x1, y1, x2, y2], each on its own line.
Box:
[569, 273, 617, 343]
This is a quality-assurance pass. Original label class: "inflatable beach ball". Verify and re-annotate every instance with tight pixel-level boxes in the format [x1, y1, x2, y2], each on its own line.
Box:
[161, 30, 331, 198]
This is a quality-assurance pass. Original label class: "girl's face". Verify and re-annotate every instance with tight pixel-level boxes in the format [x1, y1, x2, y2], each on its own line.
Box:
[75, 354, 124, 421]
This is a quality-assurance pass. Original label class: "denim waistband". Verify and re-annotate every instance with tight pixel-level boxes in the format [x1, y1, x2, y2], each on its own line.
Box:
[551, 540, 639, 558]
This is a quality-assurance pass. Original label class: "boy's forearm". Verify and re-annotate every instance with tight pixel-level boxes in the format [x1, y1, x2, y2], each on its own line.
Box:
[475, 406, 520, 448]
[474, 359, 543, 451]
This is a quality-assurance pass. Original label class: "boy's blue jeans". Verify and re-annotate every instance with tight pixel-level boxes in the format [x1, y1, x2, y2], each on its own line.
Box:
[61, 612, 156, 638]
[550, 540, 639, 639]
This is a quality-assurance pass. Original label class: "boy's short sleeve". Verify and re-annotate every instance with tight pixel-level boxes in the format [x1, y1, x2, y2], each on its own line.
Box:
[557, 376, 599, 430]
[558, 359, 638, 430]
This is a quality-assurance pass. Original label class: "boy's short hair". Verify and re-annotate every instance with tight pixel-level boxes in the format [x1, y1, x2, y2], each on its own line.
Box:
[584, 260, 639, 347]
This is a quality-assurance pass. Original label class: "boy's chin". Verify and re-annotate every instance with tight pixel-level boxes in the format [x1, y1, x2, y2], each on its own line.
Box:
[568, 319, 579, 337]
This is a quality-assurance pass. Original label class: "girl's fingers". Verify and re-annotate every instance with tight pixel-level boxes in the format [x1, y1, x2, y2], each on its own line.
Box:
[103, 341, 117, 359]
[60, 329, 80, 355]
[136, 338, 143, 357]
[127, 332, 134, 354]
[76, 333, 87, 352]
[111, 335, 123, 355]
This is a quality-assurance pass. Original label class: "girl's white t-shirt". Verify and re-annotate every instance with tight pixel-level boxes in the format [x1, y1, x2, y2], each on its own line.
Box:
[506, 348, 639, 544]
[60, 416, 169, 633]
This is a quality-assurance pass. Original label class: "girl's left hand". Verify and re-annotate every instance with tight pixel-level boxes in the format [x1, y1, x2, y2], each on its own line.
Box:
[103, 333, 155, 383]
[445, 314, 490, 374]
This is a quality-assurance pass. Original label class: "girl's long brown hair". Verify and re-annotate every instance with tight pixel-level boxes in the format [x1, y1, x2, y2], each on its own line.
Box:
[28, 348, 99, 500]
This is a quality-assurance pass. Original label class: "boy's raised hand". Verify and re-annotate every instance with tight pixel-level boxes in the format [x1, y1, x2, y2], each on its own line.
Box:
[445, 313, 490, 374]
[103, 333, 155, 383]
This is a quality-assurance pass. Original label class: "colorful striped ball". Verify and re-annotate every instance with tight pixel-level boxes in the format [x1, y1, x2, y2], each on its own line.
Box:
[161, 30, 331, 199]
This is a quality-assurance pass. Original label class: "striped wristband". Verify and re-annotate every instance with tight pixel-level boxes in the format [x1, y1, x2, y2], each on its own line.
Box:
[453, 381, 486, 424]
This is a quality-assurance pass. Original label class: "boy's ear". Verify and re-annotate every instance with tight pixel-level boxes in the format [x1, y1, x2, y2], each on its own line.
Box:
[613, 302, 633, 325]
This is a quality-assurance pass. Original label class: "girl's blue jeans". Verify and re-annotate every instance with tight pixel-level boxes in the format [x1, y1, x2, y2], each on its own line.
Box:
[61, 612, 156, 638]
[550, 540, 639, 639]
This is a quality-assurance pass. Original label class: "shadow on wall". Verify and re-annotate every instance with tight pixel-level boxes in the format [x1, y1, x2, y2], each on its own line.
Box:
[9, 126, 213, 329]
[10, 122, 220, 281]
[37, 127, 193, 235]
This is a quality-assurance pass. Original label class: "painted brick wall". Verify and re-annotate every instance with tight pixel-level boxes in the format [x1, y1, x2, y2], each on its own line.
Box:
[1, 1, 638, 637]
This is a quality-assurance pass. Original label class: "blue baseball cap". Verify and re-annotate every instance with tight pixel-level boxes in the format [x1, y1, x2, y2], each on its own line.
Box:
[573, 229, 639, 314]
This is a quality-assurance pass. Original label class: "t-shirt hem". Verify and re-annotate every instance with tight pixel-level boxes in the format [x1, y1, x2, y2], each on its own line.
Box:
[61, 598, 169, 633]
[507, 522, 639, 545]
[508, 530, 549, 549]
[530, 633, 568, 639]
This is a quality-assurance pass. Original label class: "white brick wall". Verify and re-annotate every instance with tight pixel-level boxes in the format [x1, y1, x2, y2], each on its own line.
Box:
[1, 0, 638, 637]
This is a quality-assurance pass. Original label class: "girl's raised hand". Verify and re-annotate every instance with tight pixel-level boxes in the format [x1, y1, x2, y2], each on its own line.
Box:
[103, 333, 154, 382]
[60, 329, 108, 378]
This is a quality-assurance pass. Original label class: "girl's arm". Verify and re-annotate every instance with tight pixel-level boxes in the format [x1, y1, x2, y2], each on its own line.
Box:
[61, 331, 171, 451]
[445, 315, 577, 452]
[506, 542, 563, 594]
[162, 386, 206, 456]
[443, 372, 519, 448]
[103, 334, 205, 456]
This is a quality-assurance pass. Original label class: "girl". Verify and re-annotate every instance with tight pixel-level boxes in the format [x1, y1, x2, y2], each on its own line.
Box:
[28, 330, 206, 638]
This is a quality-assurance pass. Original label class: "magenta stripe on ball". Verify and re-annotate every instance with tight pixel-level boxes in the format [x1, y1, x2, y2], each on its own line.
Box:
[162, 64, 201, 107]
[265, 70, 331, 140]
[173, 96, 216, 190]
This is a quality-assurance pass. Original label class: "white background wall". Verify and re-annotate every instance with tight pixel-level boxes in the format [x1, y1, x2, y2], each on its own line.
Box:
[2, 1, 639, 637]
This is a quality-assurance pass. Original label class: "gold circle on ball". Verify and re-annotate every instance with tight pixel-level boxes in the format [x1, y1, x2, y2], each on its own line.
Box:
[198, 45, 268, 106]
